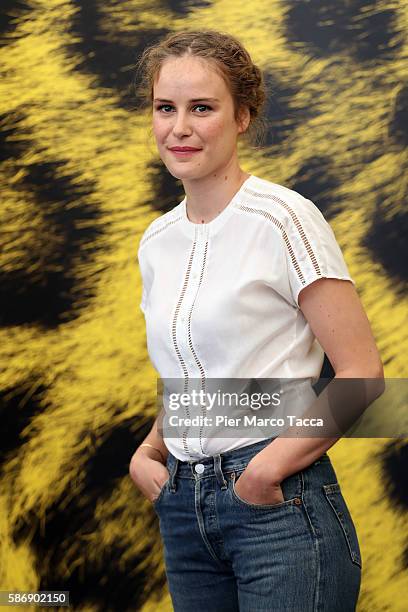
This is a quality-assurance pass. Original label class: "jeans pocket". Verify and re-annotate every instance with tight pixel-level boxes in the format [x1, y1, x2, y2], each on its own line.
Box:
[323, 483, 362, 568]
[152, 478, 170, 507]
[230, 469, 302, 511]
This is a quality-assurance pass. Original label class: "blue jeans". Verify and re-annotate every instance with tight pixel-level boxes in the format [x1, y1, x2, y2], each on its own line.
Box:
[153, 437, 362, 611]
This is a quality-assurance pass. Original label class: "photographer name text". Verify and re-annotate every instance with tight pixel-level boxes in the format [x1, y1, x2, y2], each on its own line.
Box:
[166, 415, 324, 427]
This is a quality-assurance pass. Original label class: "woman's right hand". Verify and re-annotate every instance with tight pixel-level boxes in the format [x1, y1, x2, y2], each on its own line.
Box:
[129, 451, 170, 503]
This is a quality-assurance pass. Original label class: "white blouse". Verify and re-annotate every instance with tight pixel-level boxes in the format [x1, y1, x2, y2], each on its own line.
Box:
[137, 174, 355, 461]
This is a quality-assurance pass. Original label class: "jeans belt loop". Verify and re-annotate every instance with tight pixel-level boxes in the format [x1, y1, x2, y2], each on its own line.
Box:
[213, 454, 228, 490]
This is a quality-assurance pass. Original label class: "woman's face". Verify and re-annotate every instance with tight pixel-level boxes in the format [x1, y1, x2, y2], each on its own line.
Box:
[152, 55, 248, 181]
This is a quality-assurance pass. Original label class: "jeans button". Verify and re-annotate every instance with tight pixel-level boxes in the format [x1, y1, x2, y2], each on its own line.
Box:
[194, 463, 205, 474]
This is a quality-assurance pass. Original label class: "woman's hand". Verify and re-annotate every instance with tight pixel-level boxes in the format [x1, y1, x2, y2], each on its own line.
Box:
[129, 451, 170, 503]
[234, 457, 285, 506]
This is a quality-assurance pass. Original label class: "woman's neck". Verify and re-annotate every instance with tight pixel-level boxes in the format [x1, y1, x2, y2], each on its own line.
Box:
[183, 167, 251, 224]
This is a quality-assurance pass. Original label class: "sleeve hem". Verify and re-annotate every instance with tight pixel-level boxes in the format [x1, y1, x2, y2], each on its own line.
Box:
[295, 275, 355, 308]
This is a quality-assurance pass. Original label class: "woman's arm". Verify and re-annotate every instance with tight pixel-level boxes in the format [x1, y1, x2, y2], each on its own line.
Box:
[299, 277, 384, 379]
[129, 413, 170, 502]
[131, 412, 169, 465]
[239, 277, 385, 489]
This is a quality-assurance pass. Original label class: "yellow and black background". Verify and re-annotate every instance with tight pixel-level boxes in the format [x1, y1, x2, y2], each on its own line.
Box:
[0, 1, 407, 610]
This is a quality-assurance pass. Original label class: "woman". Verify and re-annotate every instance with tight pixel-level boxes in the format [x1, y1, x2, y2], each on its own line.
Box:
[129, 30, 384, 611]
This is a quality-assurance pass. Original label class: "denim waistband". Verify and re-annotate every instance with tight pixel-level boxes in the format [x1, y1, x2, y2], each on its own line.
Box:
[165, 437, 281, 492]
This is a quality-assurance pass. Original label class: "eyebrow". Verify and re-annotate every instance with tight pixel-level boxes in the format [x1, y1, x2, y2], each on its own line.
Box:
[153, 97, 220, 103]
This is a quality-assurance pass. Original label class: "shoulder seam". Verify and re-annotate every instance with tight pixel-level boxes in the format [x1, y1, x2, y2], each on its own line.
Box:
[232, 202, 308, 287]
[139, 212, 183, 251]
[239, 185, 322, 276]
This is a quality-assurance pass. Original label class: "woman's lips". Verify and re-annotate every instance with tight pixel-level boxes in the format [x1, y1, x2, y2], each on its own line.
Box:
[169, 148, 202, 157]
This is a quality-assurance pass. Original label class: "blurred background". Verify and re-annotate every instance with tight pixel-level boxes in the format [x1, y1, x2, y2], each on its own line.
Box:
[0, 0, 407, 610]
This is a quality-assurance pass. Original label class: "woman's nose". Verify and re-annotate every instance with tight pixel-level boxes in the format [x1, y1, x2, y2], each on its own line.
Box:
[172, 111, 192, 137]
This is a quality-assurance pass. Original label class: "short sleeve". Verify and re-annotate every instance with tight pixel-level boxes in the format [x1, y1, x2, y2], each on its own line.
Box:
[137, 242, 152, 317]
[283, 196, 355, 308]
[137, 213, 168, 317]
[140, 283, 147, 315]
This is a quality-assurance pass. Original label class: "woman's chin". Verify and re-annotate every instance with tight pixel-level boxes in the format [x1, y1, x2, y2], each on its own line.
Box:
[165, 167, 205, 181]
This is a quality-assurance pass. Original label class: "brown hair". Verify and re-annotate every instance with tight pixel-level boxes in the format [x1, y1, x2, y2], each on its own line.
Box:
[133, 29, 267, 147]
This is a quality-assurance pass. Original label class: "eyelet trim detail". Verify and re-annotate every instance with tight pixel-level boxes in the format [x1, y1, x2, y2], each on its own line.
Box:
[171, 241, 196, 459]
[170, 229, 210, 458]
[234, 204, 307, 286]
[241, 187, 321, 274]
[186, 239, 209, 456]
[235, 186, 324, 286]
[139, 215, 182, 251]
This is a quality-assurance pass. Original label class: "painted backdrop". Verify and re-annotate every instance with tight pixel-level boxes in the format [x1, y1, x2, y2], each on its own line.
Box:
[1, 1, 407, 610]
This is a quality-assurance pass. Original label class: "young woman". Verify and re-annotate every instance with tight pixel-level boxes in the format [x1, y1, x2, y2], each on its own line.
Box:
[129, 30, 384, 612]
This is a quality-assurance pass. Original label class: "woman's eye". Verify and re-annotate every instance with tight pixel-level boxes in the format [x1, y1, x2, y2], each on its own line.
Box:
[155, 104, 211, 113]
[156, 104, 173, 112]
[193, 104, 211, 112]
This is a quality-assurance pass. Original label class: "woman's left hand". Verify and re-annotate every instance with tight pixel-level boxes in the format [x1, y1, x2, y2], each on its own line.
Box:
[233, 459, 285, 506]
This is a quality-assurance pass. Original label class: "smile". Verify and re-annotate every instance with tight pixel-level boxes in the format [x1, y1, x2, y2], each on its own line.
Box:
[169, 149, 202, 157]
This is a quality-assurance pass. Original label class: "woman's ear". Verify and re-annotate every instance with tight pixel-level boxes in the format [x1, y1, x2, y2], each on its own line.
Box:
[237, 106, 251, 134]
